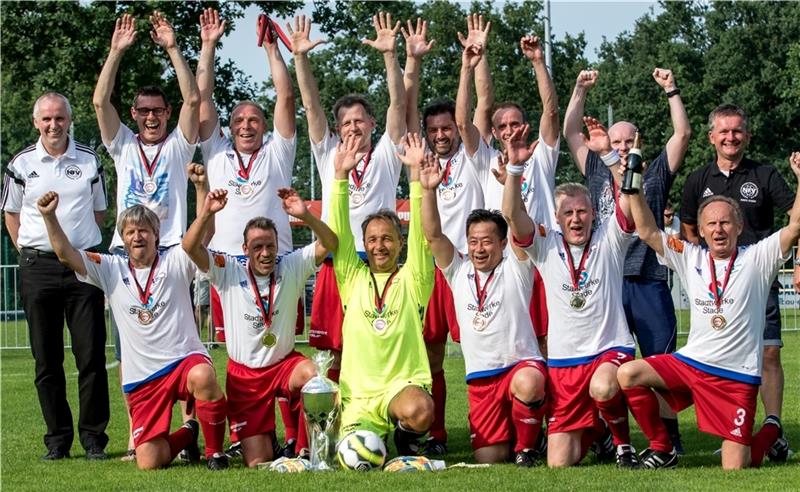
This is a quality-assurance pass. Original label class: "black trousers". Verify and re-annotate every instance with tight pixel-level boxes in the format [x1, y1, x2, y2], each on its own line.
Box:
[19, 250, 109, 452]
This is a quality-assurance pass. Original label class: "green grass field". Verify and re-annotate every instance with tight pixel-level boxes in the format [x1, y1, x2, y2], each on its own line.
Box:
[2, 333, 799, 491]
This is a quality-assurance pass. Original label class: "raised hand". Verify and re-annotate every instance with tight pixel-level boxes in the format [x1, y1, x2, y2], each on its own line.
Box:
[396, 133, 427, 168]
[277, 187, 308, 218]
[37, 191, 60, 216]
[790, 152, 800, 178]
[491, 151, 508, 185]
[506, 124, 536, 165]
[576, 70, 599, 90]
[401, 18, 435, 59]
[520, 35, 544, 63]
[199, 7, 226, 45]
[362, 12, 400, 53]
[288, 15, 326, 55]
[334, 134, 361, 174]
[582, 116, 612, 154]
[419, 153, 444, 190]
[652, 67, 676, 91]
[457, 13, 491, 50]
[463, 42, 484, 70]
[150, 11, 176, 50]
[187, 162, 207, 187]
[203, 189, 228, 214]
[111, 14, 137, 52]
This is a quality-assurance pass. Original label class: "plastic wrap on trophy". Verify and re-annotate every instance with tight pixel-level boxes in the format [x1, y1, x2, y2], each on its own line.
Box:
[301, 351, 340, 470]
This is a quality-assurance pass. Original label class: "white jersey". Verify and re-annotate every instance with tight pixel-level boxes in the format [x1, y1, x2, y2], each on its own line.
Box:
[312, 129, 401, 252]
[484, 135, 560, 229]
[106, 124, 195, 249]
[76, 246, 207, 392]
[207, 245, 317, 369]
[436, 141, 492, 253]
[441, 252, 543, 381]
[525, 211, 636, 366]
[201, 122, 296, 255]
[657, 231, 788, 384]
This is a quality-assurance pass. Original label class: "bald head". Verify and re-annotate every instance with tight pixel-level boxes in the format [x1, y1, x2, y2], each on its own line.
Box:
[608, 121, 637, 161]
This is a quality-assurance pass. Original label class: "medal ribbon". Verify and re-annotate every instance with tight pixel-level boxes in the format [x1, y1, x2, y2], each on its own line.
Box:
[708, 250, 737, 309]
[128, 254, 160, 306]
[561, 235, 592, 290]
[439, 154, 455, 187]
[350, 148, 373, 189]
[247, 266, 276, 329]
[370, 268, 399, 315]
[136, 136, 166, 178]
[474, 265, 498, 312]
[233, 148, 260, 181]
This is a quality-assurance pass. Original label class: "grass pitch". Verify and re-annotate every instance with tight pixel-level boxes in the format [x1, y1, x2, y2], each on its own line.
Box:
[2, 333, 799, 491]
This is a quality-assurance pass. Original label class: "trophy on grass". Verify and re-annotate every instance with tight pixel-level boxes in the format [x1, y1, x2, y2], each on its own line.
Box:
[301, 351, 340, 470]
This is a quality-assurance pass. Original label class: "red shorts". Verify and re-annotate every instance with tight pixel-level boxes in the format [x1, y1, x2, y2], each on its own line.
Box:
[530, 267, 548, 338]
[468, 360, 546, 450]
[227, 351, 307, 441]
[127, 354, 212, 448]
[547, 349, 633, 434]
[646, 354, 758, 445]
[211, 286, 305, 338]
[308, 259, 344, 351]
[423, 268, 460, 344]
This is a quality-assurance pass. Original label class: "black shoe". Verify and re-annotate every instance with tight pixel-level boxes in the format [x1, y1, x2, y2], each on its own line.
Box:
[615, 444, 640, 469]
[671, 435, 685, 456]
[85, 445, 107, 461]
[420, 437, 448, 457]
[281, 439, 297, 458]
[181, 419, 201, 464]
[514, 448, 539, 467]
[534, 429, 548, 458]
[41, 449, 69, 461]
[590, 422, 615, 462]
[639, 448, 678, 469]
[393, 427, 423, 456]
[207, 452, 229, 471]
[764, 416, 792, 463]
[225, 441, 243, 460]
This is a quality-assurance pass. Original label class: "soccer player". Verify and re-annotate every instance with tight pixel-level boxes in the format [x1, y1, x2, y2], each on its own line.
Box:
[291, 13, 407, 380]
[618, 151, 800, 470]
[182, 187, 337, 467]
[401, 14, 494, 456]
[330, 132, 434, 454]
[418, 138, 547, 466]
[501, 125, 639, 468]
[36, 194, 229, 471]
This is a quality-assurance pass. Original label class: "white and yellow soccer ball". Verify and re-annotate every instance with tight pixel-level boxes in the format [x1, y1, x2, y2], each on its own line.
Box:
[383, 455, 436, 472]
[336, 430, 387, 471]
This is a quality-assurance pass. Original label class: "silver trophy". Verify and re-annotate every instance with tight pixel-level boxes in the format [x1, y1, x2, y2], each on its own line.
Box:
[301, 351, 340, 471]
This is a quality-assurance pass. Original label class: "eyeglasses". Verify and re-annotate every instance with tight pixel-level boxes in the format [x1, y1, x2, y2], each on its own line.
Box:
[135, 107, 167, 116]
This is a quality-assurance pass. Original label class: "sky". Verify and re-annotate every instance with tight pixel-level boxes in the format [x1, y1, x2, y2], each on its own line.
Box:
[218, 1, 663, 86]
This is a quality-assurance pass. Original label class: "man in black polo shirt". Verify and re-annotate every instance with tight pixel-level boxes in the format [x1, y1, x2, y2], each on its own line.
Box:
[681, 103, 794, 462]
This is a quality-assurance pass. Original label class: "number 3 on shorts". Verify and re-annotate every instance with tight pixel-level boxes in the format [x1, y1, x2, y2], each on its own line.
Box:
[733, 408, 746, 427]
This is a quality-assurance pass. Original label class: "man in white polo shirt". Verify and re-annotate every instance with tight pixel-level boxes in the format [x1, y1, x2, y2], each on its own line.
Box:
[2, 92, 110, 461]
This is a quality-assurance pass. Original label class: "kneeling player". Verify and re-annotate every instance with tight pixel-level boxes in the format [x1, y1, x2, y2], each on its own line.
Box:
[502, 126, 639, 468]
[183, 187, 337, 467]
[38, 196, 228, 470]
[618, 152, 800, 470]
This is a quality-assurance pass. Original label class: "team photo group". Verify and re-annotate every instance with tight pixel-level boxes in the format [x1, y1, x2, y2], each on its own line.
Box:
[4, 5, 800, 474]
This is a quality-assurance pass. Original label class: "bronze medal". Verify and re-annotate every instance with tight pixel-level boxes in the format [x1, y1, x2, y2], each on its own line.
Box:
[137, 309, 154, 325]
[710, 314, 727, 331]
[570, 293, 586, 310]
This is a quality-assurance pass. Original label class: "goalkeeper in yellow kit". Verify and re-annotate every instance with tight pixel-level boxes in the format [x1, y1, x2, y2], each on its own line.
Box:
[329, 132, 435, 455]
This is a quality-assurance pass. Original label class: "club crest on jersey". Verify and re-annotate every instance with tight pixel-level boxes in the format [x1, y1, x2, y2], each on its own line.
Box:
[65, 165, 82, 179]
[740, 182, 758, 201]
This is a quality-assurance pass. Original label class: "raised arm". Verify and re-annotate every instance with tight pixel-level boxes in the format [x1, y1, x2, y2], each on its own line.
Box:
[629, 185, 664, 256]
[401, 18, 435, 134]
[278, 188, 337, 264]
[37, 192, 86, 276]
[521, 35, 558, 147]
[264, 26, 295, 139]
[458, 14, 493, 140]
[93, 14, 136, 146]
[455, 43, 484, 156]
[196, 8, 225, 141]
[363, 12, 406, 144]
[183, 188, 227, 272]
[502, 125, 537, 255]
[583, 116, 622, 186]
[150, 11, 200, 143]
[563, 70, 599, 175]
[780, 152, 800, 256]
[289, 16, 327, 144]
[652, 68, 691, 173]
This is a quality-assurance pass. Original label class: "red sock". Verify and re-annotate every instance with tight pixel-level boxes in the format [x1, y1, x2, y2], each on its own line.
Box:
[429, 370, 447, 441]
[622, 386, 672, 452]
[278, 396, 297, 442]
[327, 368, 340, 383]
[511, 397, 545, 452]
[750, 422, 781, 467]
[167, 426, 193, 461]
[196, 397, 227, 458]
[290, 391, 309, 453]
[594, 392, 630, 446]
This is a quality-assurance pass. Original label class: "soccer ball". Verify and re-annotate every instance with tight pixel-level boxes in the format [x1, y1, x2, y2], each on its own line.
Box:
[383, 455, 436, 472]
[336, 430, 387, 471]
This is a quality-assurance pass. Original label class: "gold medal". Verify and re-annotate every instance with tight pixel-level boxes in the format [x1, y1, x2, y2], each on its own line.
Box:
[570, 293, 586, 310]
[472, 316, 486, 332]
[710, 314, 727, 331]
[372, 317, 387, 332]
[239, 183, 253, 196]
[441, 188, 456, 201]
[351, 191, 365, 205]
[261, 331, 277, 347]
[137, 309, 154, 325]
[142, 180, 157, 195]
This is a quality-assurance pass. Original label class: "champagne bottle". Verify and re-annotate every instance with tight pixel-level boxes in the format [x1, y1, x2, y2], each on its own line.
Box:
[621, 132, 643, 194]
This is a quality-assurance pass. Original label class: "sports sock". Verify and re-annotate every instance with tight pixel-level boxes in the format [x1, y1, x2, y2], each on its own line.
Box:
[196, 397, 227, 458]
[622, 386, 672, 452]
[326, 368, 340, 383]
[277, 396, 297, 443]
[429, 370, 447, 442]
[750, 420, 781, 467]
[167, 425, 194, 461]
[593, 391, 630, 446]
[511, 397, 545, 453]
